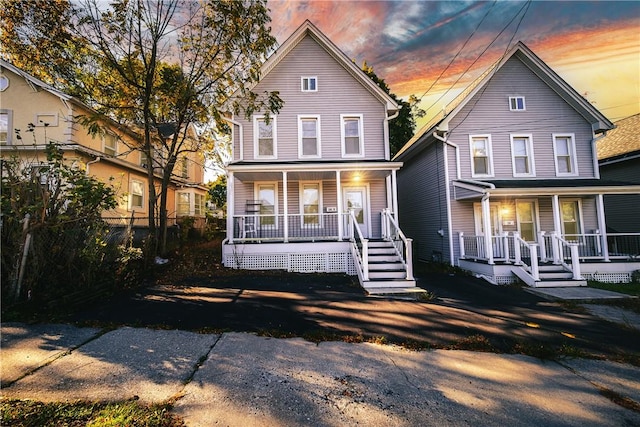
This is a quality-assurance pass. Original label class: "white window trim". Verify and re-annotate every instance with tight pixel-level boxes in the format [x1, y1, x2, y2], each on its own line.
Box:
[130, 179, 145, 210]
[34, 112, 59, 127]
[103, 132, 118, 156]
[299, 181, 323, 228]
[297, 115, 321, 159]
[253, 115, 277, 160]
[559, 198, 584, 237]
[515, 199, 541, 242]
[301, 76, 318, 92]
[552, 133, 579, 177]
[0, 109, 13, 145]
[509, 96, 526, 111]
[340, 114, 365, 158]
[255, 182, 278, 229]
[177, 191, 191, 216]
[510, 134, 536, 177]
[469, 134, 494, 178]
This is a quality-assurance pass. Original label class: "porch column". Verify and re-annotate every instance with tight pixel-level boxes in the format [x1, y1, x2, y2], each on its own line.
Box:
[481, 196, 494, 264]
[227, 171, 235, 244]
[391, 169, 399, 221]
[596, 193, 609, 261]
[552, 195, 562, 235]
[283, 171, 288, 243]
[336, 170, 343, 240]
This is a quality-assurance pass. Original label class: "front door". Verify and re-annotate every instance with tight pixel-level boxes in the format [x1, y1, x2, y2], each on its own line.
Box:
[343, 186, 369, 238]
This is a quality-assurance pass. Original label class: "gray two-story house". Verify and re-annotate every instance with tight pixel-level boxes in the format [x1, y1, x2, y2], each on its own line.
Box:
[222, 21, 416, 293]
[395, 42, 640, 286]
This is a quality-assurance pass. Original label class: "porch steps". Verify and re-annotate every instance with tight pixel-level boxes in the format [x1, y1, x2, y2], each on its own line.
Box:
[361, 240, 424, 295]
[513, 264, 587, 288]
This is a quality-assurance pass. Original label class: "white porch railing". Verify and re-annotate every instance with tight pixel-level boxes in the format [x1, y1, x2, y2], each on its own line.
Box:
[348, 209, 369, 282]
[230, 212, 347, 243]
[459, 230, 640, 282]
[381, 209, 414, 280]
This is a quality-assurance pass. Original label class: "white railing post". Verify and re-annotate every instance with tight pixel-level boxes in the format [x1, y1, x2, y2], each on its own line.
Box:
[406, 238, 414, 280]
[503, 232, 510, 263]
[530, 244, 540, 281]
[362, 238, 369, 281]
[538, 231, 547, 262]
[569, 243, 581, 280]
[551, 231, 561, 265]
[381, 209, 389, 239]
[348, 209, 354, 241]
[513, 231, 522, 265]
[459, 232, 465, 259]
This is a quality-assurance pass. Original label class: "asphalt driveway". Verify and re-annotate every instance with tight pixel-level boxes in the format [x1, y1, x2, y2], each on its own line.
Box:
[68, 265, 640, 360]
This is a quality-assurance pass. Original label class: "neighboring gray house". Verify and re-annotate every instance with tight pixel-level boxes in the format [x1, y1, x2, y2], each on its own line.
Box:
[223, 21, 417, 293]
[394, 42, 640, 286]
[597, 114, 640, 233]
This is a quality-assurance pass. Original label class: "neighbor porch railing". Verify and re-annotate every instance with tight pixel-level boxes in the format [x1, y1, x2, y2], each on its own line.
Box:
[381, 209, 414, 280]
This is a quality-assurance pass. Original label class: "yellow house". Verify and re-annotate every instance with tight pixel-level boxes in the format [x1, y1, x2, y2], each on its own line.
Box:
[0, 59, 208, 230]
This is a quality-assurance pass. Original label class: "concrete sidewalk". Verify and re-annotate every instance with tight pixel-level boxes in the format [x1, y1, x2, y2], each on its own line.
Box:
[1, 323, 639, 426]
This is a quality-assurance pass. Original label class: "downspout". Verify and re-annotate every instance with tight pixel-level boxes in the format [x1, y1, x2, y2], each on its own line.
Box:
[591, 131, 608, 179]
[433, 129, 460, 180]
[433, 129, 456, 265]
[384, 109, 400, 160]
[86, 157, 101, 176]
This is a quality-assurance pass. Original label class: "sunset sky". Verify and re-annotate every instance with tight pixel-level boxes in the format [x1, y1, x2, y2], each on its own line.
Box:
[266, 0, 640, 128]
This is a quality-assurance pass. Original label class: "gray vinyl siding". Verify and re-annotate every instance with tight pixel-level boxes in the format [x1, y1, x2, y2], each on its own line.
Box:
[600, 158, 640, 232]
[397, 141, 451, 263]
[238, 34, 387, 162]
[448, 56, 597, 180]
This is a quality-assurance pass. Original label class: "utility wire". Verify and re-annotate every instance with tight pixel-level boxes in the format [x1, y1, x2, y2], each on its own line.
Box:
[416, 0, 497, 104]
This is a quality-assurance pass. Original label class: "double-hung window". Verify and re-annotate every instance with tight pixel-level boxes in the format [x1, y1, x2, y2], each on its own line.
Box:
[341, 114, 364, 157]
[194, 193, 205, 216]
[561, 200, 582, 237]
[510, 134, 535, 176]
[298, 115, 320, 158]
[254, 115, 277, 159]
[301, 76, 317, 92]
[103, 133, 117, 156]
[301, 182, 322, 227]
[469, 135, 493, 177]
[130, 179, 144, 210]
[257, 183, 277, 228]
[177, 192, 191, 215]
[0, 109, 12, 145]
[553, 134, 578, 176]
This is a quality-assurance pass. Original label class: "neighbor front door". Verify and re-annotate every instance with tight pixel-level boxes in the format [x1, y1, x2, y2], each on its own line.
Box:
[343, 186, 369, 238]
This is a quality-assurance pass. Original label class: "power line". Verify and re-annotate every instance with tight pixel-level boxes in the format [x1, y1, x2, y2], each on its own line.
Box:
[416, 1, 497, 104]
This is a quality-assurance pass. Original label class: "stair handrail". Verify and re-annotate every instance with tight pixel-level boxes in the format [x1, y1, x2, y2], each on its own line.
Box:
[513, 231, 539, 281]
[381, 209, 414, 281]
[551, 232, 582, 280]
[348, 209, 369, 281]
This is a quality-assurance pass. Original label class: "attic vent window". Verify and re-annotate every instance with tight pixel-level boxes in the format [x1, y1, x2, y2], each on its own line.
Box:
[301, 76, 317, 92]
[509, 96, 526, 111]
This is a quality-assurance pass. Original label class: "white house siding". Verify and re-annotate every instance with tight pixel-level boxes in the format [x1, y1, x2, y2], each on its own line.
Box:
[397, 141, 451, 263]
[237, 35, 388, 162]
[446, 56, 597, 180]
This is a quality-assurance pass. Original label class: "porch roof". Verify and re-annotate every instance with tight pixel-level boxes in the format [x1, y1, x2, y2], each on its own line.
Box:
[453, 178, 640, 200]
[227, 160, 403, 182]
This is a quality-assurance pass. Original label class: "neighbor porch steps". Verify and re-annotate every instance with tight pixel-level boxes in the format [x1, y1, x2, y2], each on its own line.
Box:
[361, 240, 426, 296]
[512, 263, 587, 288]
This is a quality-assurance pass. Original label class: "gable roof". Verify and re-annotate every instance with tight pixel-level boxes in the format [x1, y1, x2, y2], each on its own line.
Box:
[597, 113, 640, 162]
[1, 58, 72, 102]
[395, 41, 614, 160]
[258, 20, 398, 114]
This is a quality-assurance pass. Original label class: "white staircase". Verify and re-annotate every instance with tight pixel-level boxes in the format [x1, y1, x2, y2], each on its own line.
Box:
[362, 240, 424, 295]
[512, 263, 587, 287]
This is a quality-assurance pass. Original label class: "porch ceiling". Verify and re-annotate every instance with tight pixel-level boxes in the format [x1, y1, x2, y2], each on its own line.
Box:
[453, 179, 640, 200]
[228, 161, 402, 183]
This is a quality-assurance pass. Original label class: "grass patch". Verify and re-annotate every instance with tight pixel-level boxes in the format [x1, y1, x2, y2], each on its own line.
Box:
[446, 334, 496, 352]
[588, 281, 640, 296]
[0, 399, 184, 427]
